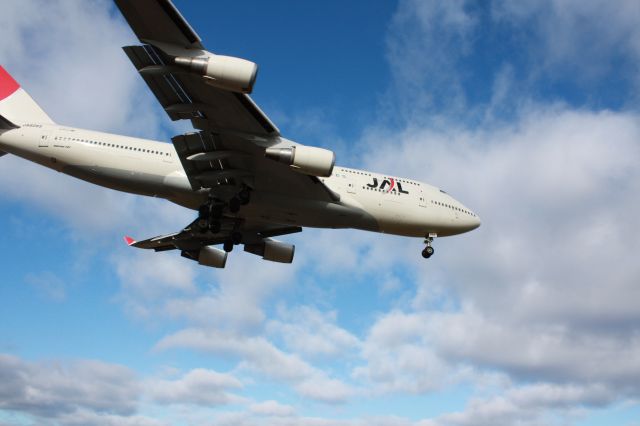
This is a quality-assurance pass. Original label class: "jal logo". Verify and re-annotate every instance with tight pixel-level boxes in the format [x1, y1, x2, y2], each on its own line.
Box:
[367, 177, 409, 194]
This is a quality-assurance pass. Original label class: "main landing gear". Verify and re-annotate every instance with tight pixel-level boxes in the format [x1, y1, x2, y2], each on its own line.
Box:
[421, 237, 435, 259]
[196, 187, 252, 251]
[196, 187, 252, 234]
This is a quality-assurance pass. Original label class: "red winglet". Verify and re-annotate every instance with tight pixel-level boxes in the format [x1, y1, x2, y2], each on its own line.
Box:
[124, 236, 136, 246]
[0, 66, 20, 101]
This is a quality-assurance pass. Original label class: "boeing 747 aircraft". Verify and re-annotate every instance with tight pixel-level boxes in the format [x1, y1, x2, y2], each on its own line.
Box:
[0, 0, 479, 268]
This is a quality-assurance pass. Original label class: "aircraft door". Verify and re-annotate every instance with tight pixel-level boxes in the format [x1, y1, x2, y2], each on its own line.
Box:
[419, 188, 427, 208]
[37, 129, 50, 149]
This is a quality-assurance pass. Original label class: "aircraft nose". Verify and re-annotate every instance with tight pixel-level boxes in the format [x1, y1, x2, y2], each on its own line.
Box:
[470, 214, 481, 230]
[458, 209, 481, 233]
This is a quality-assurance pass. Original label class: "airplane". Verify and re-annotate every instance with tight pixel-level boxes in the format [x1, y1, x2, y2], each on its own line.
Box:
[0, 0, 480, 269]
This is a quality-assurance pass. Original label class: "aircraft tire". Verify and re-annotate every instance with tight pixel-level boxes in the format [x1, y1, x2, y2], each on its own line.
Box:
[223, 241, 234, 253]
[422, 246, 434, 258]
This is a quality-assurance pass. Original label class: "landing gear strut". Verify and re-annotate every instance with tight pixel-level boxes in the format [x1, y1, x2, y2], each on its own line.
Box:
[421, 237, 435, 259]
[197, 199, 224, 234]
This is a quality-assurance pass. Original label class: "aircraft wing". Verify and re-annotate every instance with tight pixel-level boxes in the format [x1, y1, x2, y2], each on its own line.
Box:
[126, 218, 301, 252]
[115, 0, 338, 204]
[113, 0, 204, 49]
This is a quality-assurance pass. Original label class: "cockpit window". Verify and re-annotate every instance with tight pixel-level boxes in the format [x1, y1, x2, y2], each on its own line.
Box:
[439, 189, 447, 194]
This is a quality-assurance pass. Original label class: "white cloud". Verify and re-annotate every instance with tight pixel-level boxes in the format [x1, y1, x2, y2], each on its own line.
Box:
[295, 376, 355, 404]
[0, 0, 164, 135]
[249, 400, 295, 417]
[383, 0, 476, 120]
[115, 250, 197, 297]
[267, 306, 360, 359]
[146, 368, 244, 407]
[163, 255, 299, 331]
[354, 310, 458, 395]
[351, 103, 640, 421]
[155, 328, 316, 381]
[154, 328, 354, 403]
[492, 0, 640, 85]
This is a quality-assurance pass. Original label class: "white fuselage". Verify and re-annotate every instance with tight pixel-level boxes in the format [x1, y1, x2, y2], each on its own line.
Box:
[0, 123, 480, 238]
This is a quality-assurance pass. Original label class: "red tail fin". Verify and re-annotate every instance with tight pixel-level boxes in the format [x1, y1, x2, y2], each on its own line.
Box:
[0, 66, 20, 101]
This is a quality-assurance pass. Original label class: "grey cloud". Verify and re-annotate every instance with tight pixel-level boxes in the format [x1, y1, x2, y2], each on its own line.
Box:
[0, 354, 139, 418]
[54, 410, 168, 426]
[420, 383, 615, 426]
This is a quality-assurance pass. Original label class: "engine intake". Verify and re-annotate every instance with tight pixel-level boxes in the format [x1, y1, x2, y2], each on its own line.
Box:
[265, 145, 335, 177]
[244, 239, 295, 263]
[175, 55, 258, 94]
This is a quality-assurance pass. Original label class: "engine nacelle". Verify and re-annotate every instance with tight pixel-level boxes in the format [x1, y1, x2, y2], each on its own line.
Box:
[264, 145, 335, 177]
[197, 246, 228, 268]
[175, 55, 258, 94]
[244, 239, 295, 264]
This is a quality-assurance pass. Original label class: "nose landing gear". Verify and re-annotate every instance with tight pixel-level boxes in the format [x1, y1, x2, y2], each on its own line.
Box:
[421, 236, 435, 259]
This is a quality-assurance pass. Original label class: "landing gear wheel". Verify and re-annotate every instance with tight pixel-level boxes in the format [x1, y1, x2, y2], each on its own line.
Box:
[229, 197, 241, 213]
[223, 240, 234, 253]
[422, 236, 435, 259]
[422, 246, 434, 258]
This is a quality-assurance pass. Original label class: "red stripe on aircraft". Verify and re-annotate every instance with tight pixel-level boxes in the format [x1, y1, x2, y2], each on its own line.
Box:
[0, 66, 20, 100]
[387, 178, 396, 193]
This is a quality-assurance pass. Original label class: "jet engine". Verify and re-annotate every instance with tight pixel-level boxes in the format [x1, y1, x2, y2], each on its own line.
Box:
[244, 239, 295, 263]
[196, 246, 228, 268]
[174, 55, 258, 94]
[264, 145, 335, 177]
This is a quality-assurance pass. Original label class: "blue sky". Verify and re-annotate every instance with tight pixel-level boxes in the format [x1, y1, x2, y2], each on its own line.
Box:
[2, 1, 640, 425]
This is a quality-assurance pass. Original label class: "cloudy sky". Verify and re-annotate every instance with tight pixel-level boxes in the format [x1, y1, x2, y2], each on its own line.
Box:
[1, 0, 640, 425]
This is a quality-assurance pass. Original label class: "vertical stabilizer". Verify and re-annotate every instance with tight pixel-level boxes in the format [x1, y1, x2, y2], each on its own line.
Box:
[0, 66, 55, 125]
